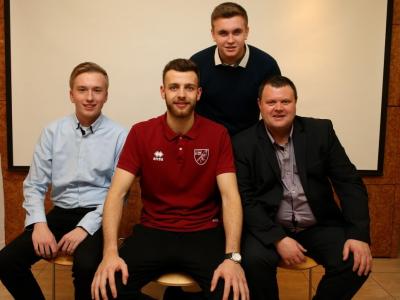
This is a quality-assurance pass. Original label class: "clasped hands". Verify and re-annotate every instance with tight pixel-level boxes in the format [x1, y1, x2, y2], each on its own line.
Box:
[32, 222, 88, 258]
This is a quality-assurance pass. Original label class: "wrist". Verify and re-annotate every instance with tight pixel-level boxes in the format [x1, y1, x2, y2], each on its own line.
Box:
[76, 226, 89, 234]
[33, 222, 48, 230]
[225, 252, 242, 264]
[103, 242, 119, 257]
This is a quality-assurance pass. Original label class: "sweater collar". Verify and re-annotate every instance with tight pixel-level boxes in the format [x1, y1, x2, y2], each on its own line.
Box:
[214, 44, 249, 68]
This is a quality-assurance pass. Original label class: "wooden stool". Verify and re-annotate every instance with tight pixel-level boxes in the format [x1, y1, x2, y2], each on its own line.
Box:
[47, 254, 73, 300]
[278, 256, 319, 300]
[155, 272, 201, 298]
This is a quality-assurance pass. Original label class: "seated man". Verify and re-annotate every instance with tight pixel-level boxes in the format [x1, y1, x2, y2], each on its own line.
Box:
[0, 62, 126, 300]
[232, 75, 372, 300]
[91, 59, 249, 300]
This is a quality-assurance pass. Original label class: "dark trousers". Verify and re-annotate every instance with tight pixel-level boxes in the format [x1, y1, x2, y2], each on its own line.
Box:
[242, 225, 369, 300]
[111, 225, 229, 300]
[0, 207, 103, 300]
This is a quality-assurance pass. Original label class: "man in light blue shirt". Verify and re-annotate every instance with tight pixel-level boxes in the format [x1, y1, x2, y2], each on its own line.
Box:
[0, 62, 126, 300]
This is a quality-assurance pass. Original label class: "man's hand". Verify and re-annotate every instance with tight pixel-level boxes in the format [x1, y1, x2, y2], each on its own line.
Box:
[210, 259, 249, 300]
[32, 222, 58, 259]
[343, 239, 372, 276]
[57, 227, 88, 255]
[275, 237, 307, 266]
[91, 254, 129, 300]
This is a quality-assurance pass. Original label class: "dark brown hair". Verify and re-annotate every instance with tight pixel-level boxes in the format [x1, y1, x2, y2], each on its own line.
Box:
[162, 59, 199, 83]
[258, 75, 298, 100]
[211, 2, 248, 27]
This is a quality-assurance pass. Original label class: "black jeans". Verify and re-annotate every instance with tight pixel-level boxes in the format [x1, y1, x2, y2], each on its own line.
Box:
[0, 207, 103, 300]
[242, 225, 369, 300]
[110, 225, 230, 300]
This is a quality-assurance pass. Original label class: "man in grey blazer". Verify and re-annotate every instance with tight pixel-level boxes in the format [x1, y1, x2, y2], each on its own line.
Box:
[232, 75, 372, 300]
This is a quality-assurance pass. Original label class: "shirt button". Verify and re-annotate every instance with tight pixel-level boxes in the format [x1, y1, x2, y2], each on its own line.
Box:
[179, 147, 182, 151]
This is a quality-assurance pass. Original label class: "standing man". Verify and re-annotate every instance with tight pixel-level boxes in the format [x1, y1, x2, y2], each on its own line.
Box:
[191, 2, 281, 136]
[91, 59, 249, 300]
[0, 62, 126, 300]
[233, 75, 372, 299]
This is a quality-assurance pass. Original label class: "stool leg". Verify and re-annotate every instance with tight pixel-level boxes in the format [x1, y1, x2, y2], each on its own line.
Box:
[308, 269, 312, 300]
[52, 262, 56, 300]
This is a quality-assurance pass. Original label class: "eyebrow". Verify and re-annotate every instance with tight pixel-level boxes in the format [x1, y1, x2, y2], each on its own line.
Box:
[75, 85, 104, 89]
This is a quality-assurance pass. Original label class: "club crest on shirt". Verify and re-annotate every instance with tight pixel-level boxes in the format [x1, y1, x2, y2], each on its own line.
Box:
[153, 150, 164, 161]
[194, 149, 209, 165]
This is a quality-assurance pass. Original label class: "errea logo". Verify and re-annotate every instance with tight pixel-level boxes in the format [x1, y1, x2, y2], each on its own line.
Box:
[153, 150, 164, 161]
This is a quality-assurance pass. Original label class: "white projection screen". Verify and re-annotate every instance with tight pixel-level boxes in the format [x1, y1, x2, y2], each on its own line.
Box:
[5, 0, 392, 174]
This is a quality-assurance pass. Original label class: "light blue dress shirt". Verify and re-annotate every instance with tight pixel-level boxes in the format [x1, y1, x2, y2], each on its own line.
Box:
[23, 114, 127, 235]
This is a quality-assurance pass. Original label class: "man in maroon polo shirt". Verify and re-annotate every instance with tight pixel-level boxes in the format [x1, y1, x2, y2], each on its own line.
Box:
[91, 59, 249, 300]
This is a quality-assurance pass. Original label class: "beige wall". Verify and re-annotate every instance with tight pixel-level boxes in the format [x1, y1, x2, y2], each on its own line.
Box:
[0, 0, 399, 257]
[8, 1, 387, 172]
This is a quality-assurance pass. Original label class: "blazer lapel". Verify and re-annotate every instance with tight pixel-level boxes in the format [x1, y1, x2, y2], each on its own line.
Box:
[292, 117, 309, 193]
[256, 122, 281, 180]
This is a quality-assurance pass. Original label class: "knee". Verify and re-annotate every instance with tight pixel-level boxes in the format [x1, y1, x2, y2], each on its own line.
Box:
[72, 234, 102, 277]
[72, 258, 99, 278]
[0, 251, 8, 275]
[242, 249, 278, 277]
[241, 250, 279, 300]
[324, 254, 370, 285]
[0, 248, 16, 275]
[324, 252, 356, 275]
[72, 252, 101, 278]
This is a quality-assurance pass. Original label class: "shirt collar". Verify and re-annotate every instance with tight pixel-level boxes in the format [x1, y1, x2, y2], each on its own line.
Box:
[73, 113, 104, 134]
[265, 124, 293, 146]
[214, 44, 249, 68]
[162, 113, 199, 141]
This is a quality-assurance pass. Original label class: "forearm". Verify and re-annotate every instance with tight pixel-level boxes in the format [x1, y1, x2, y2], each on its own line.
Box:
[222, 196, 243, 252]
[217, 172, 243, 253]
[23, 158, 51, 227]
[102, 190, 124, 256]
[101, 168, 135, 257]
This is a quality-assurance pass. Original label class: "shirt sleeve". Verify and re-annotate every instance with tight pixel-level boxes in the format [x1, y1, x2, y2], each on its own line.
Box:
[22, 127, 53, 227]
[76, 204, 103, 235]
[113, 128, 128, 171]
[117, 126, 141, 175]
[324, 120, 370, 243]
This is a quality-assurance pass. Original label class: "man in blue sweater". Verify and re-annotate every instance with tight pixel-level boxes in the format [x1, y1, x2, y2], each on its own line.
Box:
[191, 2, 281, 136]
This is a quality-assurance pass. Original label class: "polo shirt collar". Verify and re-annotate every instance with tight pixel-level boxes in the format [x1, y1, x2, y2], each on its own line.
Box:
[162, 113, 199, 141]
[214, 44, 249, 68]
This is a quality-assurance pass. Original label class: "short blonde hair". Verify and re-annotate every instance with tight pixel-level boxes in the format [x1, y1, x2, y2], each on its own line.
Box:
[69, 62, 108, 89]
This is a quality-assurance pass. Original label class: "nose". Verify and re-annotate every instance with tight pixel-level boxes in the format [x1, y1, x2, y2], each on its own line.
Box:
[177, 88, 185, 99]
[87, 90, 94, 101]
[227, 34, 234, 43]
[274, 102, 283, 111]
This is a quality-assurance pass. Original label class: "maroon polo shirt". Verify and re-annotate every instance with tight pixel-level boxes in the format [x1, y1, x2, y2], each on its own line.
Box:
[118, 113, 235, 232]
